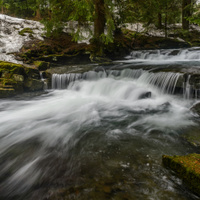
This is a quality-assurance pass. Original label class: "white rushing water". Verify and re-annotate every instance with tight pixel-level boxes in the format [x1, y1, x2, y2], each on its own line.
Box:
[123, 48, 200, 65]
[0, 74, 199, 199]
[52, 69, 199, 99]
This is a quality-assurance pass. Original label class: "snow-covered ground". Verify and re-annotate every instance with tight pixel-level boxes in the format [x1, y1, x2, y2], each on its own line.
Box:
[0, 14, 44, 63]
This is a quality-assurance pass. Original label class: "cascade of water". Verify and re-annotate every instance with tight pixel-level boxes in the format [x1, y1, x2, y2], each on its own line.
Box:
[52, 73, 82, 89]
[183, 75, 191, 99]
[0, 67, 198, 199]
[126, 48, 200, 62]
[39, 72, 48, 90]
[51, 69, 185, 96]
[138, 72, 182, 94]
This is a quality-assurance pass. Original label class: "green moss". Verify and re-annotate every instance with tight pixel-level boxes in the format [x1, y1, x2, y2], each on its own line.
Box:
[0, 87, 16, 98]
[34, 61, 50, 71]
[162, 154, 200, 195]
[0, 61, 25, 75]
[1, 78, 17, 86]
[19, 28, 33, 36]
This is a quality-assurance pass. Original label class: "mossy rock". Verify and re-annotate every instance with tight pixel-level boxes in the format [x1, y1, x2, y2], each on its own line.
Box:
[25, 67, 40, 79]
[191, 103, 200, 116]
[19, 28, 33, 36]
[13, 74, 24, 82]
[0, 61, 25, 76]
[162, 154, 200, 195]
[34, 61, 50, 71]
[24, 78, 44, 91]
[0, 88, 16, 98]
[0, 78, 23, 93]
[182, 126, 200, 147]
[0, 60, 44, 97]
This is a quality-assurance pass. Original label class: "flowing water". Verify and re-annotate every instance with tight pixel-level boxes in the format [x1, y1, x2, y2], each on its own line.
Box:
[122, 48, 200, 68]
[1, 49, 200, 200]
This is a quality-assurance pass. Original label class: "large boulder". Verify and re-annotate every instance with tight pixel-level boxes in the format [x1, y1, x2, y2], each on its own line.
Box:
[0, 61, 44, 98]
[162, 154, 200, 196]
[191, 103, 200, 116]
[24, 78, 44, 91]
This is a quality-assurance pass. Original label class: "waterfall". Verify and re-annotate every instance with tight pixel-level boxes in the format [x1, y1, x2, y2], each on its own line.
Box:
[183, 75, 191, 99]
[138, 71, 181, 94]
[127, 48, 200, 61]
[51, 69, 184, 96]
[52, 73, 82, 89]
[39, 72, 48, 90]
[0, 63, 198, 199]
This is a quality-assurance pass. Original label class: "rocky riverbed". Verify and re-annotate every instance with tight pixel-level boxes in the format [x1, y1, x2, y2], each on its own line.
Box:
[1, 14, 200, 199]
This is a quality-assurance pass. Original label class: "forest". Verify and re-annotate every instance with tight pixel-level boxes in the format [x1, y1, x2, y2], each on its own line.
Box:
[1, 0, 200, 42]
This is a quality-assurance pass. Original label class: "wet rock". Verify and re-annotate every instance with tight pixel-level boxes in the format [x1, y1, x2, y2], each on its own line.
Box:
[138, 91, 151, 99]
[24, 78, 44, 91]
[0, 60, 44, 98]
[168, 50, 180, 56]
[189, 75, 200, 90]
[191, 103, 200, 116]
[13, 74, 24, 82]
[25, 67, 40, 79]
[162, 154, 200, 196]
[40, 53, 91, 65]
[160, 102, 171, 110]
[2, 71, 11, 78]
[90, 56, 112, 64]
[34, 61, 50, 71]
[183, 126, 200, 147]
[0, 88, 16, 98]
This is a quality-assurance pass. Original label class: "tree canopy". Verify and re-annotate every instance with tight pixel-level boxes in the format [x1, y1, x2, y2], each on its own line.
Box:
[0, 0, 199, 45]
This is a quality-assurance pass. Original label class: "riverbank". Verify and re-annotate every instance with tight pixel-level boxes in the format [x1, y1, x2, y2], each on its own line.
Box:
[0, 61, 44, 97]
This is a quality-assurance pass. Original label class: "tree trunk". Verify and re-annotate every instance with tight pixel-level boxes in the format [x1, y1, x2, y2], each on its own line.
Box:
[1, 0, 3, 14]
[164, 12, 168, 38]
[94, 0, 105, 38]
[157, 13, 162, 29]
[93, 0, 106, 56]
[35, 9, 41, 20]
[182, 0, 191, 30]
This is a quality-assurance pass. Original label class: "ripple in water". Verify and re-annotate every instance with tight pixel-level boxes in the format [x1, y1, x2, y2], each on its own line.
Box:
[0, 76, 199, 200]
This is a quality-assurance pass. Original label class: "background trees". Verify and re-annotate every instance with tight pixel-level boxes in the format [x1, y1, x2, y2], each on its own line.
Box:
[0, 0, 199, 45]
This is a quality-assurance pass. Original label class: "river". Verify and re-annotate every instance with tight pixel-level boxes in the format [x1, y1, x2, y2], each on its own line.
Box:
[0, 48, 200, 199]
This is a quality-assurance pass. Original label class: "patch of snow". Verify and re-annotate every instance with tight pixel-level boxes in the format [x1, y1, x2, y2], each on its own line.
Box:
[125, 22, 200, 38]
[0, 14, 44, 63]
[125, 23, 165, 37]
[65, 21, 92, 44]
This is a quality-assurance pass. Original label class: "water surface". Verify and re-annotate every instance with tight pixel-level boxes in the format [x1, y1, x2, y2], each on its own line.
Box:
[0, 74, 199, 200]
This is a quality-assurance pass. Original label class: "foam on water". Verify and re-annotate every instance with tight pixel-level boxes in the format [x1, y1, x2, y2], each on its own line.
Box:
[0, 76, 198, 197]
[123, 48, 200, 65]
[52, 69, 183, 95]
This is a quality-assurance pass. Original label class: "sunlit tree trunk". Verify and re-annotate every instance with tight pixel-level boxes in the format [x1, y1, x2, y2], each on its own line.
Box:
[182, 0, 191, 30]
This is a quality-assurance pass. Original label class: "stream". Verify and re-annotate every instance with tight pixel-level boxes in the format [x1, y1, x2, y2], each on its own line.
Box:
[1, 49, 200, 199]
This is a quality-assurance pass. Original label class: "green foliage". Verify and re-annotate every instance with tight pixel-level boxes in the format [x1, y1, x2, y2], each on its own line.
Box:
[1, 0, 39, 17]
[188, 3, 200, 26]
[1, 0, 199, 47]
